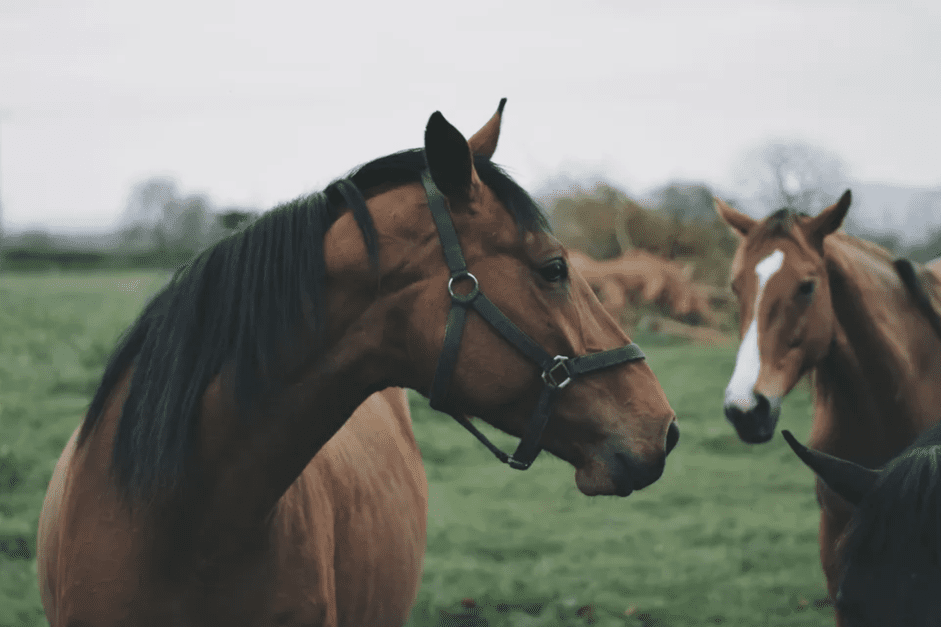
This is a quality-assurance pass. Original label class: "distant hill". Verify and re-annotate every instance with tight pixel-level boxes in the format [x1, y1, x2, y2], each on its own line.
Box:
[844, 181, 941, 246]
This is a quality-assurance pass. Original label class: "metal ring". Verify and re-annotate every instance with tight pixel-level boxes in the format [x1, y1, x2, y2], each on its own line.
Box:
[542, 355, 573, 389]
[448, 271, 480, 303]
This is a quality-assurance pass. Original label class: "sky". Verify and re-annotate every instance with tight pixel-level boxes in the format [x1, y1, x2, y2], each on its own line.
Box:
[2, 0, 940, 234]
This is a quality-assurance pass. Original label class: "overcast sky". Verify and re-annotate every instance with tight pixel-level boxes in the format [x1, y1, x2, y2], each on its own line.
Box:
[2, 0, 939, 233]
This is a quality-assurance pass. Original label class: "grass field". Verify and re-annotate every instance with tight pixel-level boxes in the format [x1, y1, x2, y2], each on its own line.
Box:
[0, 271, 832, 627]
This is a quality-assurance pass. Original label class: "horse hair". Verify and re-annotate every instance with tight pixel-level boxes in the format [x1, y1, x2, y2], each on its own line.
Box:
[747, 207, 809, 248]
[836, 422, 941, 626]
[894, 258, 941, 341]
[836, 259, 941, 625]
[79, 148, 549, 500]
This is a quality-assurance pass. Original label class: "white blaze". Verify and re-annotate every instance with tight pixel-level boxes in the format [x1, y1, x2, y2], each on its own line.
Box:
[725, 249, 785, 412]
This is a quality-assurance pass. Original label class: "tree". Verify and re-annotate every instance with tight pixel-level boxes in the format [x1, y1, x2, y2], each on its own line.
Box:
[732, 140, 849, 216]
[121, 177, 180, 228]
[653, 181, 717, 224]
[218, 209, 257, 231]
[118, 176, 227, 262]
[547, 184, 636, 260]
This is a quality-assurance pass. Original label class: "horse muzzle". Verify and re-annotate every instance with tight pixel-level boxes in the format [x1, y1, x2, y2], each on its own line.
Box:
[576, 419, 680, 496]
[724, 392, 781, 443]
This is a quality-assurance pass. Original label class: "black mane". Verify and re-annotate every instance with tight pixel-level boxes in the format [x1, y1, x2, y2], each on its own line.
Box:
[80, 148, 549, 500]
[837, 422, 941, 626]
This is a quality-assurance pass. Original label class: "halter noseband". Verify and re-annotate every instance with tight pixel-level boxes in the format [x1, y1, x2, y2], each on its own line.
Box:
[422, 170, 647, 470]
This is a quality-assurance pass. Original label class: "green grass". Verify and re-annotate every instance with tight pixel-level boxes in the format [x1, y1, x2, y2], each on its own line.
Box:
[0, 270, 831, 627]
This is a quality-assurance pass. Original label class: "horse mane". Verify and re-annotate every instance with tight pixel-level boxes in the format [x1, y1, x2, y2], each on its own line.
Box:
[80, 148, 549, 500]
[745, 207, 809, 249]
[837, 423, 941, 626]
[894, 257, 941, 341]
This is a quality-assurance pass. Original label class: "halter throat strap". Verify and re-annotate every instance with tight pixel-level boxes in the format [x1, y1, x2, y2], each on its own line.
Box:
[420, 170, 646, 470]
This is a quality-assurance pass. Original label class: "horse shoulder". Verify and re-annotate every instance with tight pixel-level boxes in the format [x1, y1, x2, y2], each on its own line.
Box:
[275, 388, 427, 627]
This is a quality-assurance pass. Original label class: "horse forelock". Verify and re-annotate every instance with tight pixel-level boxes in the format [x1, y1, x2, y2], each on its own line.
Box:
[81, 147, 549, 501]
[741, 208, 805, 251]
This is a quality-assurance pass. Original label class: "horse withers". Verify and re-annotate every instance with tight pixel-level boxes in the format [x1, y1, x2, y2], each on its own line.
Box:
[783, 426, 941, 627]
[714, 193, 941, 610]
[37, 100, 678, 627]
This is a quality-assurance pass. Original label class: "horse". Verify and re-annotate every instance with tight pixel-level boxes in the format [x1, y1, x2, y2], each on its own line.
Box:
[37, 100, 679, 627]
[714, 192, 941, 618]
[783, 423, 941, 627]
[781, 260, 941, 627]
[566, 248, 713, 324]
[928, 256, 941, 281]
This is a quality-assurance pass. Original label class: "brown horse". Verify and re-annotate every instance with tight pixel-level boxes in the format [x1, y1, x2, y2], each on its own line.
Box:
[714, 192, 941, 617]
[928, 256, 941, 281]
[566, 248, 713, 324]
[38, 101, 678, 627]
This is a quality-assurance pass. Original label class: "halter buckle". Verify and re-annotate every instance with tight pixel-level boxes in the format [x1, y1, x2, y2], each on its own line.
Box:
[542, 355, 573, 389]
[447, 271, 480, 304]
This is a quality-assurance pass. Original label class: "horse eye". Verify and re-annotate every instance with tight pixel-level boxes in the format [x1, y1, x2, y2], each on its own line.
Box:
[797, 280, 816, 299]
[538, 258, 568, 283]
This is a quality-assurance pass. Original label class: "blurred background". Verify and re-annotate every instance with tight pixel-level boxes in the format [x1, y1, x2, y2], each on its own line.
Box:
[2, 0, 939, 293]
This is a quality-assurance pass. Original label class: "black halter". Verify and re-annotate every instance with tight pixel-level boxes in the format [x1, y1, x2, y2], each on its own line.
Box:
[421, 170, 647, 470]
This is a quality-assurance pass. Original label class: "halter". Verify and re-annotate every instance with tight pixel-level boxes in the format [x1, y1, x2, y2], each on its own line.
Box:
[422, 170, 647, 470]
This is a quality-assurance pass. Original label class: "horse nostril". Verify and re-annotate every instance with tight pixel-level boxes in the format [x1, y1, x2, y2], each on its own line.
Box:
[724, 404, 744, 424]
[666, 421, 680, 454]
[753, 393, 770, 417]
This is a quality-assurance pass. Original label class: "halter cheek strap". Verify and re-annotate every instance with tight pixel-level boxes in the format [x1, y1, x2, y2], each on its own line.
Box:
[421, 170, 646, 470]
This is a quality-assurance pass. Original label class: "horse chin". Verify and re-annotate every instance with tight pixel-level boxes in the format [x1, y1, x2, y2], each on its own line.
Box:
[575, 465, 629, 497]
[574, 451, 665, 497]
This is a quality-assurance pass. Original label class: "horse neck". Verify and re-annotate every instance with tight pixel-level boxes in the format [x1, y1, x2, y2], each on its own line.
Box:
[192, 271, 411, 543]
[812, 235, 941, 463]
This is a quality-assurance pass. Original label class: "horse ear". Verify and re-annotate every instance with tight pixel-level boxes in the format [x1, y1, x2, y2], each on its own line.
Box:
[782, 430, 879, 506]
[806, 190, 852, 247]
[424, 111, 479, 200]
[468, 98, 506, 159]
[714, 198, 756, 237]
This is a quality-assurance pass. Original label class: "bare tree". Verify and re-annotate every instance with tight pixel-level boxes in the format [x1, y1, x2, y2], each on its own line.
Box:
[118, 177, 227, 260]
[121, 177, 180, 227]
[732, 140, 849, 216]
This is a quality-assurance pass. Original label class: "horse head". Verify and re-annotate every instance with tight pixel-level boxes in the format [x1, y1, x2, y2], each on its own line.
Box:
[782, 428, 941, 626]
[713, 192, 852, 442]
[345, 102, 679, 495]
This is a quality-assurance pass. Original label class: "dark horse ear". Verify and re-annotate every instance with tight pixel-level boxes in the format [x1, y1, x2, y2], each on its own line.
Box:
[424, 111, 478, 201]
[782, 430, 879, 506]
[806, 190, 852, 249]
